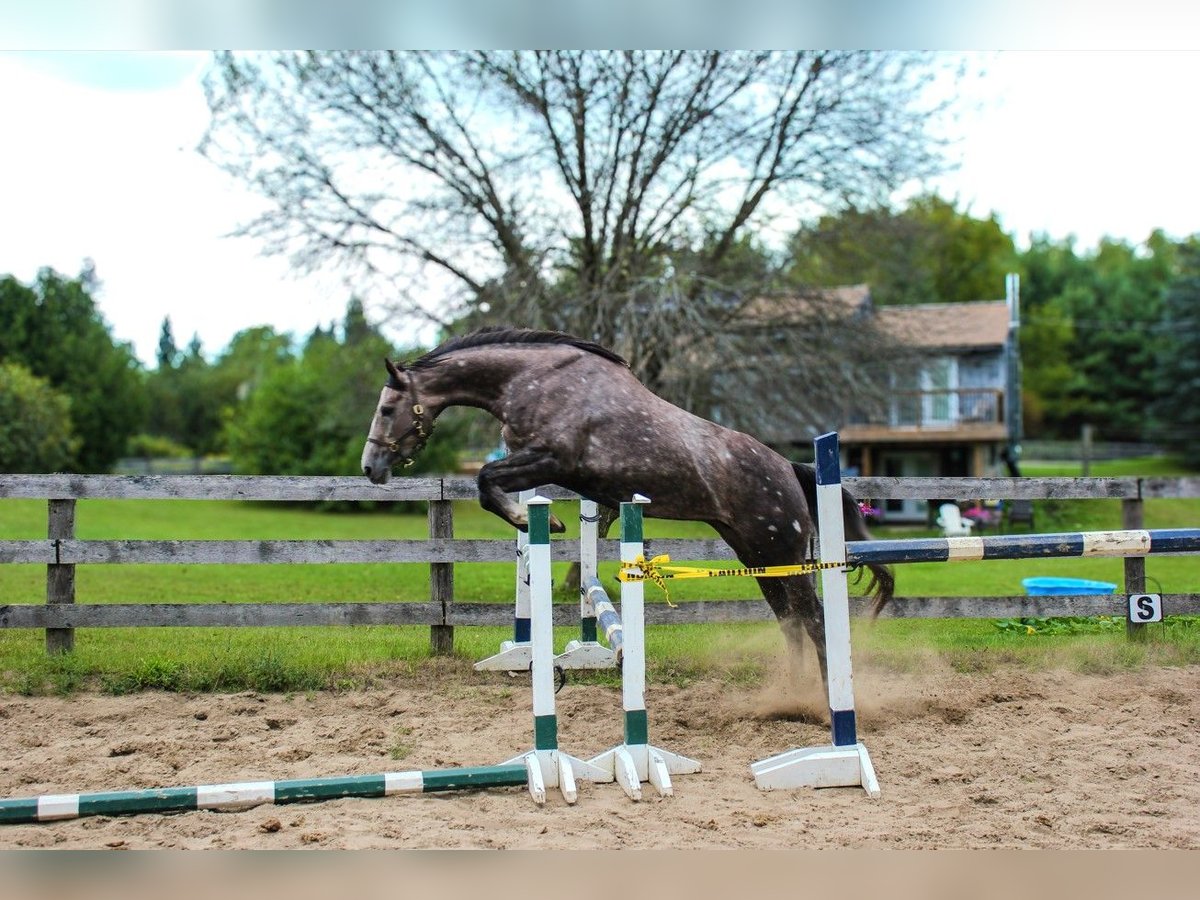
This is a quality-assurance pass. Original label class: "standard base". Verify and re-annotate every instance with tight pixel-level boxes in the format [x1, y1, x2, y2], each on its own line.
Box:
[475, 640, 619, 672]
[473, 640, 532, 672]
[554, 639, 618, 670]
[502, 750, 611, 805]
[750, 742, 880, 798]
[588, 743, 702, 801]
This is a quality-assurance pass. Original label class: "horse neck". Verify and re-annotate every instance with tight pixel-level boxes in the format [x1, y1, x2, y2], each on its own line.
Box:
[410, 350, 525, 418]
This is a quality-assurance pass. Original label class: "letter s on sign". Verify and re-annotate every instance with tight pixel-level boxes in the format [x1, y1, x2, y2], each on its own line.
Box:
[1127, 593, 1163, 624]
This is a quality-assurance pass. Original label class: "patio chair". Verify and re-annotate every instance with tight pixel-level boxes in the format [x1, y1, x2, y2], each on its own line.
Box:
[936, 503, 975, 537]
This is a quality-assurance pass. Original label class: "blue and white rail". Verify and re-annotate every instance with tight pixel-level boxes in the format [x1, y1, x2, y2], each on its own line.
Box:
[846, 529, 1200, 566]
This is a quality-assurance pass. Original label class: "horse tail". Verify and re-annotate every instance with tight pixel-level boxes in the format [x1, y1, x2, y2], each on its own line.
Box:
[791, 462, 895, 618]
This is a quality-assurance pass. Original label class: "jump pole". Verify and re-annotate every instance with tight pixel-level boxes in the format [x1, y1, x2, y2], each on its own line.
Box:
[0, 766, 531, 825]
[587, 495, 701, 800]
[750, 432, 880, 798]
[845, 528, 1200, 566]
[499, 495, 609, 804]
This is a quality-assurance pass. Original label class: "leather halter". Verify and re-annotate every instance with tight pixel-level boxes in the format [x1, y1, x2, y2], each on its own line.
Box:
[367, 370, 433, 467]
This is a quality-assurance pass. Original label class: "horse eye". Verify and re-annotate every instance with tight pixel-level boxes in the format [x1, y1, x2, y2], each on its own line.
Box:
[380, 406, 395, 417]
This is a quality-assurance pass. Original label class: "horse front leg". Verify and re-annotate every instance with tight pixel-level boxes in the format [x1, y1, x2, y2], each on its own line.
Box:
[476, 447, 568, 533]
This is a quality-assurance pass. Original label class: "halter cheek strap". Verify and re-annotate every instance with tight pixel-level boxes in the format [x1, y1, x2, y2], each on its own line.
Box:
[368, 373, 433, 466]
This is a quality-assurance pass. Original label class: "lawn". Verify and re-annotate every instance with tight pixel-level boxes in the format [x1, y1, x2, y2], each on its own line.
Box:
[1, 456, 1197, 695]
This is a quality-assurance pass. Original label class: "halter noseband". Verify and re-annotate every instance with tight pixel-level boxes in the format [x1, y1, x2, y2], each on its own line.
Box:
[368, 369, 433, 468]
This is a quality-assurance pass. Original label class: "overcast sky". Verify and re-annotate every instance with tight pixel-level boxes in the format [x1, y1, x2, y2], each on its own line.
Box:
[2, 49, 1199, 367]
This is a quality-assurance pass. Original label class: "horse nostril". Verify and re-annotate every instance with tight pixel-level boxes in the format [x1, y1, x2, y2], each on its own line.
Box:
[363, 465, 372, 478]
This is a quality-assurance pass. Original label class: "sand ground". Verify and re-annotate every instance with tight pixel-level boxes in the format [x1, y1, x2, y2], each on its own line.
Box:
[1, 658, 1197, 850]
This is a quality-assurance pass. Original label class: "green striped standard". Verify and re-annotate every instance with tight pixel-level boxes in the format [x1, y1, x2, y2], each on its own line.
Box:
[0, 764, 530, 825]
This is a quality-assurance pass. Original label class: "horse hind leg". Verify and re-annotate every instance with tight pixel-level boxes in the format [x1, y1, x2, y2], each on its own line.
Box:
[755, 574, 828, 688]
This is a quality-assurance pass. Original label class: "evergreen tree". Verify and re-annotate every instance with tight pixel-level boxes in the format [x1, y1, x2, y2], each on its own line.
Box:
[156, 317, 180, 370]
[1153, 241, 1200, 466]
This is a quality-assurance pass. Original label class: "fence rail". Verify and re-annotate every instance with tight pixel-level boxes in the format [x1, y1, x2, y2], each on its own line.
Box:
[3, 474, 1199, 655]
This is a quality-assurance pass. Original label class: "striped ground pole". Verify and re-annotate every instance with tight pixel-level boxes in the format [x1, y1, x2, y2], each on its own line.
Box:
[846, 528, 1200, 566]
[588, 496, 701, 800]
[501, 496, 609, 804]
[751, 432, 880, 798]
[0, 765, 531, 825]
[554, 500, 620, 670]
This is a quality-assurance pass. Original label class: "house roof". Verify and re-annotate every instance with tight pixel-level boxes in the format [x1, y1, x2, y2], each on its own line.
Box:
[738, 286, 1010, 350]
[739, 284, 873, 324]
[875, 300, 1010, 350]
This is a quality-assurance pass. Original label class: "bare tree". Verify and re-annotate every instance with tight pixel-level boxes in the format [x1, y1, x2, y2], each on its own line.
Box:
[201, 50, 956, 436]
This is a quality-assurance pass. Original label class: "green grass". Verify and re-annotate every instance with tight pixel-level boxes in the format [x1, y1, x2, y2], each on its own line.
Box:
[2, 458, 1198, 696]
[1021, 455, 1194, 478]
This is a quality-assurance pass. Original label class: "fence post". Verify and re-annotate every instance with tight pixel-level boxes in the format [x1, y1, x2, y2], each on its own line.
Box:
[1122, 495, 1147, 641]
[46, 498, 76, 655]
[429, 491, 454, 655]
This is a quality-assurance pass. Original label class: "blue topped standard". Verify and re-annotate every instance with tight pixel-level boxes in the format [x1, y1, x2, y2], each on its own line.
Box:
[814, 432, 841, 486]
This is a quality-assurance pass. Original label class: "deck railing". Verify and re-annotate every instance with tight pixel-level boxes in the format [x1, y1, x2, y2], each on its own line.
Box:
[846, 388, 1006, 429]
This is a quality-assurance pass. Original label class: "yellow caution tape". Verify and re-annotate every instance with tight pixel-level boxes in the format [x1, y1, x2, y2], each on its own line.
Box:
[617, 554, 847, 607]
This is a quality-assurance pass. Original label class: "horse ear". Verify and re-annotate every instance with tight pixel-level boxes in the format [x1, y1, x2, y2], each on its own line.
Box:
[384, 358, 404, 384]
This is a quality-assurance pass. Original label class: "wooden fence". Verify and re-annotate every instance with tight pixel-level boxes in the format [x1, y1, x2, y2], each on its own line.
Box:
[2, 474, 1199, 655]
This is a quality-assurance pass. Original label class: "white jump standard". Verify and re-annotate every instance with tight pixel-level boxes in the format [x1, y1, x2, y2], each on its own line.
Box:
[498, 495, 610, 804]
[751, 432, 881, 798]
[588, 496, 701, 800]
[474, 488, 538, 671]
[556, 499, 621, 669]
[475, 497, 619, 672]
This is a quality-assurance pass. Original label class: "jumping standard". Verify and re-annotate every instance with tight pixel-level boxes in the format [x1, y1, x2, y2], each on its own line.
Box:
[360, 327, 893, 677]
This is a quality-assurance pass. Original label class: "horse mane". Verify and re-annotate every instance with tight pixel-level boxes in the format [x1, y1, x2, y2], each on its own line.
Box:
[406, 326, 629, 370]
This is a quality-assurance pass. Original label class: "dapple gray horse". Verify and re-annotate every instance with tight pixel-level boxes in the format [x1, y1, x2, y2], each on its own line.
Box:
[361, 327, 893, 679]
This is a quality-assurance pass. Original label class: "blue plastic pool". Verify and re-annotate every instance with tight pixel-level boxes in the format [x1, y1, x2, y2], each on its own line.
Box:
[1021, 577, 1117, 596]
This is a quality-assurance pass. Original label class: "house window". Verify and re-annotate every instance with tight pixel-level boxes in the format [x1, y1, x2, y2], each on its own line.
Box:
[923, 357, 958, 425]
[889, 357, 958, 426]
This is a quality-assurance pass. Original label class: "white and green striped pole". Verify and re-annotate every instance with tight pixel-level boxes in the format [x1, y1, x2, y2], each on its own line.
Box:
[588, 495, 701, 800]
[503, 495, 608, 804]
[0, 765, 532, 824]
[751, 432, 880, 797]
[556, 499, 619, 669]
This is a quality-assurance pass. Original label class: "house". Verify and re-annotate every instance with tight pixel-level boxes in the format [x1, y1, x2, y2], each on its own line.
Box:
[837, 274, 1022, 522]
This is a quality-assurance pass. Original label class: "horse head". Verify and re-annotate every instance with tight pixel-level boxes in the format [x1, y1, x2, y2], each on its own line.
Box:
[360, 358, 432, 483]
